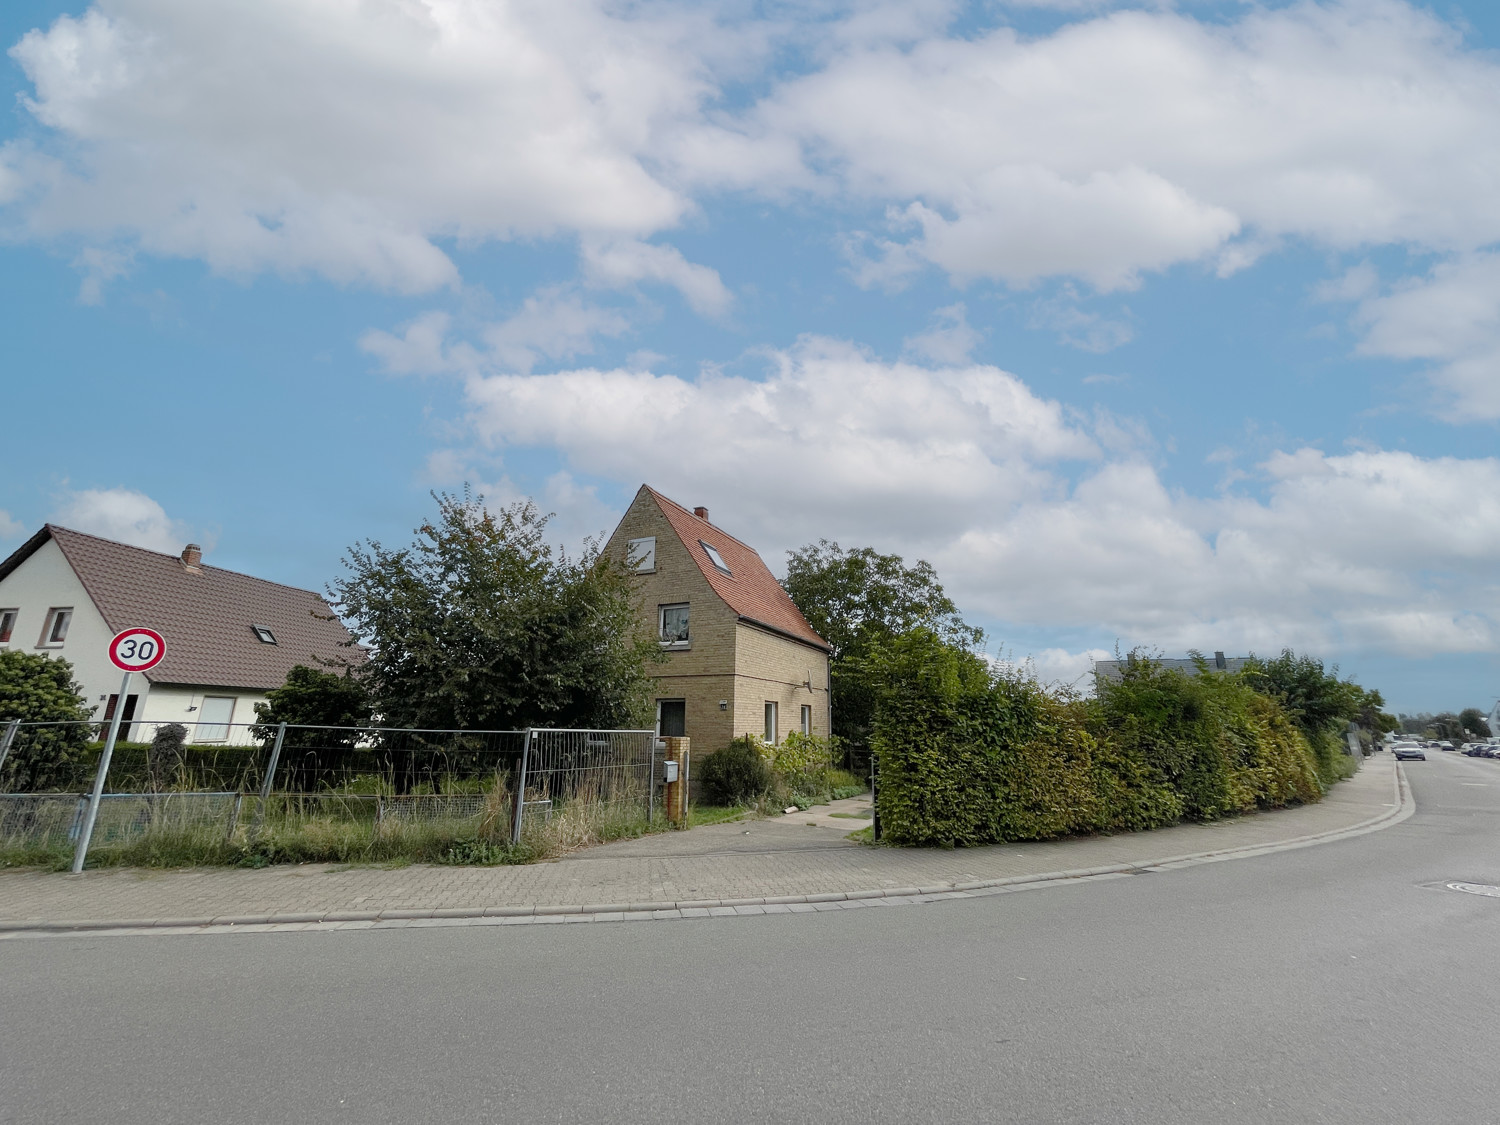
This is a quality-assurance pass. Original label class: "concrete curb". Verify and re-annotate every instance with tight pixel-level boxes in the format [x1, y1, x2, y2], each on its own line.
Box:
[0, 763, 1412, 938]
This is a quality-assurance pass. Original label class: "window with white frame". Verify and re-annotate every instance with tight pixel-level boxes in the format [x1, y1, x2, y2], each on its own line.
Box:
[659, 603, 689, 646]
[699, 540, 731, 575]
[38, 607, 72, 647]
[0, 609, 16, 644]
[764, 701, 778, 744]
[801, 704, 812, 736]
[627, 536, 656, 572]
[197, 696, 236, 742]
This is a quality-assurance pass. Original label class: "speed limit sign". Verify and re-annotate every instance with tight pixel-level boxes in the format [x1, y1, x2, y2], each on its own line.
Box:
[108, 628, 166, 672]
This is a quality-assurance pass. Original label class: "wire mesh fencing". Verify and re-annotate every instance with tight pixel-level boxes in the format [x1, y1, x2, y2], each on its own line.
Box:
[0, 719, 661, 860]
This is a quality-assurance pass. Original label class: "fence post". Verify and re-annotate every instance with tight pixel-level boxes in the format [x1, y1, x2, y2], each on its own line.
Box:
[870, 754, 881, 843]
[648, 738, 658, 823]
[72, 670, 132, 873]
[510, 728, 533, 845]
[661, 737, 689, 827]
[0, 718, 20, 781]
[250, 722, 287, 839]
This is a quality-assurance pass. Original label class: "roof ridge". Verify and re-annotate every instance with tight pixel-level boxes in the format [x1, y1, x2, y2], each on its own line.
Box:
[643, 486, 765, 559]
[48, 524, 329, 600]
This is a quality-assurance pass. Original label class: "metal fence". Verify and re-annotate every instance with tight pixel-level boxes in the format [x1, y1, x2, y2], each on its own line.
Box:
[0, 719, 659, 857]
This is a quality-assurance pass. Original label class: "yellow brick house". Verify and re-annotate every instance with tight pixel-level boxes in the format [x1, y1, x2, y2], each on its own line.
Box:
[604, 486, 831, 750]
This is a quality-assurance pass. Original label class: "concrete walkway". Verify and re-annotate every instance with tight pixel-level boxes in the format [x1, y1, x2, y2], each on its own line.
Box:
[0, 757, 1408, 935]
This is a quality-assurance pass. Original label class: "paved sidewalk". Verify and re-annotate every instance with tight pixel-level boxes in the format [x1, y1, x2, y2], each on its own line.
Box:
[0, 757, 1405, 932]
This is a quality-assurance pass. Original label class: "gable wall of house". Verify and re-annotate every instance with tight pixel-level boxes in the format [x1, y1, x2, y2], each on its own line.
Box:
[732, 622, 831, 743]
[605, 488, 831, 753]
[605, 491, 740, 749]
[0, 537, 119, 722]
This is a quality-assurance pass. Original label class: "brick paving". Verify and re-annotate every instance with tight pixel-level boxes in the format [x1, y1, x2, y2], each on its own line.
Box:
[0, 758, 1401, 928]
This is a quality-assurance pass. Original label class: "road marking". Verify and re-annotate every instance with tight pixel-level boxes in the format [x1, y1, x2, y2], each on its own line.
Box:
[1447, 882, 1500, 899]
[1461, 783, 1489, 787]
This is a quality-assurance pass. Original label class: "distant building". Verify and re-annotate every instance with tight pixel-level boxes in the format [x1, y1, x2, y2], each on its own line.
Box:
[1093, 651, 1249, 684]
[604, 486, 831, 750]
[0, 525, 355, 745]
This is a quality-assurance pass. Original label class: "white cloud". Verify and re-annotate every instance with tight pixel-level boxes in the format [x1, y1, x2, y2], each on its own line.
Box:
[4, 1, 728, 291]
[580, 239, 732, 318]
[706, 0, 1500, 288]
[466, 335, 1099, 542]
[50, 487, 191, 553]
[902, 302, 980, 364]
[361, 287, 634, 377]
[0, 510, 25, 540]
[1350, 253, 1500, 419]
[461, 343, 1500, 659]
[10, 1, 1500, 304]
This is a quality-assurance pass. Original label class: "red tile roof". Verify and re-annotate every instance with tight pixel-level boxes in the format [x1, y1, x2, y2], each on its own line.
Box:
[0, 526, 357, 690]
[645, 488, 829, 652]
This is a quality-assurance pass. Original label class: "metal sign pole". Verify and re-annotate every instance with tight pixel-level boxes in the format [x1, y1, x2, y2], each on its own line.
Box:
[510, 729, 533, 845]
[0, 718, 20, 781]
[72, 670, 131, 874]
[250, 722, 288, 838]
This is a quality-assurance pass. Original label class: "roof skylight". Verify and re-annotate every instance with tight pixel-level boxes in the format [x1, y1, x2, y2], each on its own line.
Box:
[700, 540, 732, 575]
[252, 625, 278, 645]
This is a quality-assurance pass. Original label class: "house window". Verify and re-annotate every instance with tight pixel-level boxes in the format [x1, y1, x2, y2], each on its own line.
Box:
[0, 609, 16, 644]
[801, 705, 812, 736]
[659, 603, 689, 646]
[252, 625, 278, 645]
[764, 701, 778, 745]
[38, 607, 72, 647]
[699, 540, 731, 575]
[197, 696, 236, 742]
[657, 699, 686, 738]
[627, 536, 656, 572]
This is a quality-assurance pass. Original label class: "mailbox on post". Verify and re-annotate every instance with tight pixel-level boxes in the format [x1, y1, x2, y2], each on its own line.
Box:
[663, 760, 679, 784]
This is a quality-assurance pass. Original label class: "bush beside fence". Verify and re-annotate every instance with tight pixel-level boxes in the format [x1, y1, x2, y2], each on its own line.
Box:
[870, 631, 1331, 848]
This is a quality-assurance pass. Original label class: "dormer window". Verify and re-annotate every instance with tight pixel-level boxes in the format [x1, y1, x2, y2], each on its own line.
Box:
[252, 625, 278, 645]
[700, 541, 731, 575]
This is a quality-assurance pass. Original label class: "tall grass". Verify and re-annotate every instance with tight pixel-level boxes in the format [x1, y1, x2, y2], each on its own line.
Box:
[0, 774, 666, 871]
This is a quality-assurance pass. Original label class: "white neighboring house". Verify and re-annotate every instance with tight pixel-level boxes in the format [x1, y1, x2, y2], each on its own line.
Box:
[0, 525, 356, 746]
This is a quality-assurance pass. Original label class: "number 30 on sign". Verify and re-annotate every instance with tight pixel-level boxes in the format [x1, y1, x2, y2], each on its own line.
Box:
[109, 628, 166, 672]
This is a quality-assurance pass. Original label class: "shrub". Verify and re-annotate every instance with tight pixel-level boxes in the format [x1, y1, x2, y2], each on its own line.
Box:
[0, 650, 94, 791]
[869, 633, 1326, 848]
[696, 736, 774, 806]
[148, 723, 189, 791]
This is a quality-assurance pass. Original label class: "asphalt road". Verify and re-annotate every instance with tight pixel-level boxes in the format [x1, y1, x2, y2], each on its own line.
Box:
[2, 754, 1498, 1125]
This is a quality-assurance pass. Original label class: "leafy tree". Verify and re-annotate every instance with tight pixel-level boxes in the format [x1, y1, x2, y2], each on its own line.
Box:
[329, 489, 661, 732]
[0, 650, 94, 791]
[782, 540, 983, 763]
[1460, 708, 1492, 739]
[1240, 649, 1394, 781]
[253, 665, 372, 738]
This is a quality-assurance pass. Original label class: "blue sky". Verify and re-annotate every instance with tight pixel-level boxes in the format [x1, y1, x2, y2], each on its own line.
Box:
[4, 0, 1500, 715]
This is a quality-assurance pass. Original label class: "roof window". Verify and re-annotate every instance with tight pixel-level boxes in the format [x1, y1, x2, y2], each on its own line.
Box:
[700, 540, 731, 575]
[252, 625, 278, 645]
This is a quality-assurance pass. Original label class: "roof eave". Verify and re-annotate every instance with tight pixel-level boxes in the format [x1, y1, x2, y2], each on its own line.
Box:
[0, 525, 54, 584]
[736, 615, 831, 654]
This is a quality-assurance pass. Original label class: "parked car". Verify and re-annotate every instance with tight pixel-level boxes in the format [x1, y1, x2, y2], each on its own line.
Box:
[1393, 746, 1427, 761]
[1485, 746, 1500, 759]
[1438, 741, 1455, 751]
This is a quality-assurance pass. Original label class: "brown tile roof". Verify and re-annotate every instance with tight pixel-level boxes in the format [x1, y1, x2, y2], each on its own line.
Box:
[645, 487, 829, 652]
[0, 526, 357, 690]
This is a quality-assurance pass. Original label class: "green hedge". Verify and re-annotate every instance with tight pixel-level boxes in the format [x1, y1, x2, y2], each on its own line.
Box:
[870, 631, 1324, 848]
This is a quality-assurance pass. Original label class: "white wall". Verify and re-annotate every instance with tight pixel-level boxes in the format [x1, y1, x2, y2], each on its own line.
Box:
[0, 537, 120, 720]
[0, 538, 269, 747]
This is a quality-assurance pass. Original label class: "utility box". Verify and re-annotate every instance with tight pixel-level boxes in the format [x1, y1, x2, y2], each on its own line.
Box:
[663, 760, 679, 784]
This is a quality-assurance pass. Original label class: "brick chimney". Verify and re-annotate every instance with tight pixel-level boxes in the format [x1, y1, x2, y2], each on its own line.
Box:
[693, 506, 709, 520]
[181, 543, 203, 571]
